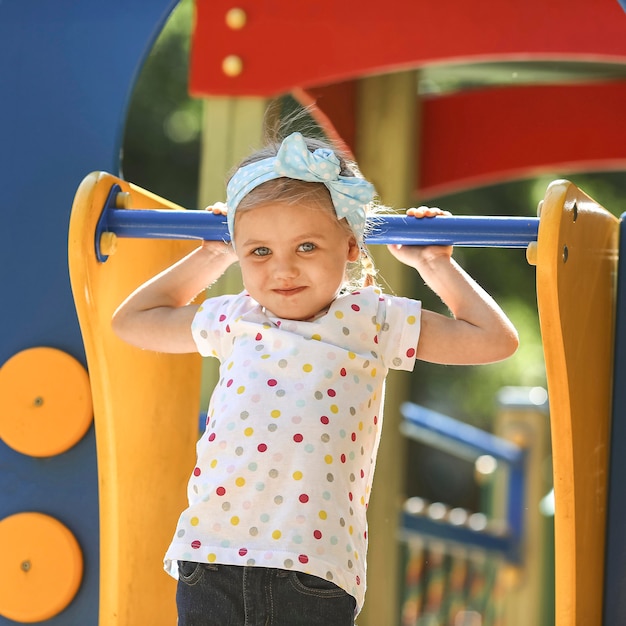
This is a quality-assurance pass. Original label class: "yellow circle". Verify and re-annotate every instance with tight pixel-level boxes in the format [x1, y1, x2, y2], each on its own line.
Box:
[222, 55, 243, 77]
[225, 7, 247, 29]
[0, 347, 92, 457]
[0, 512, 83, 622]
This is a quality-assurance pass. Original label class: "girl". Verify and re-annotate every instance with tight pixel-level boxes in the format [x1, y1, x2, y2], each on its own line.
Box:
[112, 131, 518, 626]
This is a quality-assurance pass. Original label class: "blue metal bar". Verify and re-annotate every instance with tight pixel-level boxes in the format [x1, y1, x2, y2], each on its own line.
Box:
[400, 402, 525, 467]
[400, 512, 515, 559]
[100, 208, 539, 248]
[400, 402, 526, 563]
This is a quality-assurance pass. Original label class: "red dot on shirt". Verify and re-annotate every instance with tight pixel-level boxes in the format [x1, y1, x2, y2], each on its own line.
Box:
[225, 324, 231, 333]
[239, 548, 248, 556]
[356, 576, 361, 585]
[373, 415, 378, 425]
[299, 494, 309, 503]
[219, 314, 226, 321]
[193, 467, 201, 476]
[294, 434, 303, 443]
[191, 540, 201, 549]
[313, 530, 322, 540]
[226, 379, 233, 387]
[374, 336, 379, 344]
[298, 554, 309, 564]
[255, 333, 263, 340]
[268, 379, 277, 387]
[351, 304, 360, 311]
[208, 433, 216, 442]
[327, 388, 336, 397]
[320, 416, 329, 425]
[349, 492, 353, 501]
[216, 487, 226, 496]
[340, 368, 347, 377]
[258, 443, 268, 452]
[351, 433, 356, 442]
[406, 347, 416, 358]
[341, 454, 346, 464]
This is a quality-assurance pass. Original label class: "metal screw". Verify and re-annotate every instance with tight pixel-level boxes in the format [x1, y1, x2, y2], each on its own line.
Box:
[33, 396, 44, 407]
[21, 560, 31, 572]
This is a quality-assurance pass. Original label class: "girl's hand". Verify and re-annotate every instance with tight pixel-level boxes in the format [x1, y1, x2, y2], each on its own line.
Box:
[205, 201, 228, 216]
[202, 202, 236, 258]
[387, 206, 453, 268]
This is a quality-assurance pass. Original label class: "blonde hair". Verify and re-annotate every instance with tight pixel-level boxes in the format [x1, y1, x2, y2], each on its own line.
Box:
[228, 133, 382, 290]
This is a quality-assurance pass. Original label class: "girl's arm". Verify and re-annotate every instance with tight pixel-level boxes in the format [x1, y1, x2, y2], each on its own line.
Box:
[387, 207, 519, 365]
[112, 240, 237, 353]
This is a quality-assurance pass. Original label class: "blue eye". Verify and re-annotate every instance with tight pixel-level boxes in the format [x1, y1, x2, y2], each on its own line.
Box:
[298, 242, 316, 252]
[253, 246, 271, 257]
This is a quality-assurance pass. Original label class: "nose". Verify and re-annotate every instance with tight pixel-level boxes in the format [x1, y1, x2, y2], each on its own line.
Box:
[272, 253, 299, 280]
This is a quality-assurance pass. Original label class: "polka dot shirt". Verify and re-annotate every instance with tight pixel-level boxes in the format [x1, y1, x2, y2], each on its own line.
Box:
[164, 286, 422, 613]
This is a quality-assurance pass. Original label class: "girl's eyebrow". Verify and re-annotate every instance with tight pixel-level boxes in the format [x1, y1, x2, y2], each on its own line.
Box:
[242, 231, 329, 248]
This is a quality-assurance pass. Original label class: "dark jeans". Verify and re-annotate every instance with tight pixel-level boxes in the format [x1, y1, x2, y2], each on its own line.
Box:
[176, 561, 356, 626]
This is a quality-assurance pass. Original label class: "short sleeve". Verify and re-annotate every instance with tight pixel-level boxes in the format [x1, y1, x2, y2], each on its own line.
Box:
[191, 294, 241, 358]
[376, 294, 422, 371]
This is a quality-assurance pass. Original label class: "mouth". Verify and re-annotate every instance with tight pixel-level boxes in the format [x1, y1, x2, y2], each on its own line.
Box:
[272, 286, 306, 297]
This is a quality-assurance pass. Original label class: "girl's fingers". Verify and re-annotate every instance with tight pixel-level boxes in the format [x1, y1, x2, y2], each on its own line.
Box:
[405, 206, 451, 218]
[205, 201, 228, 215]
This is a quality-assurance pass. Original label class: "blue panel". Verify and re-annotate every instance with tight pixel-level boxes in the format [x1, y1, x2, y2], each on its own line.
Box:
[603, 214, 626, 625]
[0, 2, 178, 624]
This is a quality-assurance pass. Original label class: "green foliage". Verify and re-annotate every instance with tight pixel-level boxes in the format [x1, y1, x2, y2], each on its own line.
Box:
[121, 0, 202, 208]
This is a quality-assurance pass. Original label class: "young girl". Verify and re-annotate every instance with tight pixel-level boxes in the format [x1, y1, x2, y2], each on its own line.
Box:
[112, 131, 519, 626]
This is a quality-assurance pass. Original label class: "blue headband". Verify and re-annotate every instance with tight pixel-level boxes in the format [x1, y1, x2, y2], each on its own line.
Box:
[226, 132, 375, 244]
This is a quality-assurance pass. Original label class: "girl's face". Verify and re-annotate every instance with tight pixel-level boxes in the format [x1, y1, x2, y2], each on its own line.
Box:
[234, 201, 360, 320]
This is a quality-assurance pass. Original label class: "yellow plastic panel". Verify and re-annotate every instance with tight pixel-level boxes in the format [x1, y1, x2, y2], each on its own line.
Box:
[0, 347, 92, 457]
[536, 180, 619, 625]
[0, 512, 83, 622]
[68, 172, 201, 626]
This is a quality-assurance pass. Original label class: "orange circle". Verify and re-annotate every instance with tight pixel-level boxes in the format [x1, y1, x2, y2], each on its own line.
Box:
[0, 512, 83, 622]
[0, 347, 92, 457]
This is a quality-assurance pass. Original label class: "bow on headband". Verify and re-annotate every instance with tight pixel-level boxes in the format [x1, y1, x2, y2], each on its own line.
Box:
[226, 132, 375, 244]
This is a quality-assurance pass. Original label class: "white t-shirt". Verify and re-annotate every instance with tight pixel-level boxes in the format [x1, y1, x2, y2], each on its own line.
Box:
[164, 286, 422, 613]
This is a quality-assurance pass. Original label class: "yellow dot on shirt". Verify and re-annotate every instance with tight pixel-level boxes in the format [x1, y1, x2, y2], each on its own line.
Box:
[371, 368, 377, 377]
[311, 334, 321, 341]
[407, 315, 416, 324]
[231, 516, 240, 526]
[190, 516, 199, 526]
[236, 477, 246, 487]
[358, 422, 363, 431]
[237, 386, 246, 394]
[244, 427, 254, 436]
[330, 404, 339, 414]
[208, 553, 217, 563]
[324, 455, 333, 465]
[272, 530, 282, 540]
[210, 459, 218, 468]
[348, 352, 356, 359]
[349, 525, 354, 535]
[319, 510, 328, 520]
[271, 409, 281, 418]
[303, 363, 313, 373]
[293, 471, 303, 480]
[335, 311, 344, 319]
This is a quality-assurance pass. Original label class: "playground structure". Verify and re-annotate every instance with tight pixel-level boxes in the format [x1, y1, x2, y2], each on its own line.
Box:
[2, 1, 626, 625]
